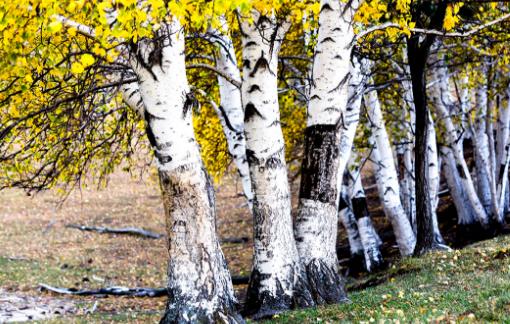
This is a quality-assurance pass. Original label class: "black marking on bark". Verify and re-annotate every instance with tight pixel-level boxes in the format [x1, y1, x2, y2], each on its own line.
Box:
[155, 152, 173, 165]
[130, 41, 159, 81]
[338, 194, 349, 211]
[498, 163, 506, 184]
[310, 94, 321, 101]
[383, 186, 395, 195]
[299, 124, 339, 205]
[246, 149, 257, 165]
[243, 59, 251, 69]
[245, 41, 258, 47]
[148, 45, 163, 67]
[269, 120, 280, 127]
[248, 85, 262, 93]
[305, 259, 348, 305]
[456, 163, 466, 179]
[330, 73, 350, 94]
[218, 105, 242, 133]
[320, 3, 333, 13]
[250, 51, 274, 77]
[244, 103, 264, 122]
[265, 153, 284, 169]
[128, 89, 138, 98]
[320, 37, 336, 44]
[144, 110, 158, 148]
[243, 269, 293, 319]
[352, 197, 370, 221]
[184, 92, 199, 118]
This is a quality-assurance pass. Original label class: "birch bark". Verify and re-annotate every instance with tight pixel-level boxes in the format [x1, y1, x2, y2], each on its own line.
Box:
[239, 12, 314, 318]
[294, 0, 359, 305]
[129, 22, 242, 323]
[209, 21, 253, 208]
[429, 55, 489, 226]
[365, 88, 416, 256]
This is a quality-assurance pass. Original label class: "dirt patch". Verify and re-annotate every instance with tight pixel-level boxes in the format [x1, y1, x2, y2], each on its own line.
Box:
[0, 289, 76, 322]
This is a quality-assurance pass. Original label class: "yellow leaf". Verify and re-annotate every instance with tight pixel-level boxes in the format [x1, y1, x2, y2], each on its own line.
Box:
[71, 62, 85, 74]
[48, 20, 63, 33]
[80, 54, 95, 67]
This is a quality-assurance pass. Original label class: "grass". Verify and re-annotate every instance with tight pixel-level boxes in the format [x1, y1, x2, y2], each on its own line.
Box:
[5, 234, 510, 323]
[264, 235, 510, 323]
[2, 170, 510, 322]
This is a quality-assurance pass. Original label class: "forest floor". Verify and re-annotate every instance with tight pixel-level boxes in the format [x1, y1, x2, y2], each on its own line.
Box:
[0, 168, 509, 322]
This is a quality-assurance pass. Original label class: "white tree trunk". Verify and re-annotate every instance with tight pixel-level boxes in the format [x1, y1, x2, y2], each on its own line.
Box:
[497, 87, 510, 219]
[344, 160, 384, 272]
[239, 12, 314, 318]
[338, 183, 365, 271]
[427, 113, 445, 245]
[365, 88, 416, 256]
[130, 22, 241, 323]
[429, 55, 489, 226]
[393, 54, 416, 230]
[295, 0, 359, 305]
[473, 77, 493, 215]
[440, 147, 476, 225]
[209, 21, 253, 208]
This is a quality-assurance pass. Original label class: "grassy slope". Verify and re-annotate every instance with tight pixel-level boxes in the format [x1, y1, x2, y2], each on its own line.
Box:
[265, 235, 510, 323]
[2, 235, 508, 323]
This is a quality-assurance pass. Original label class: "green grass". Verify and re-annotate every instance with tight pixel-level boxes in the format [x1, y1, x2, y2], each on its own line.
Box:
[4, 235, 510, 323]
[0, 256, 100, 290]
[264, 235, 510, 323]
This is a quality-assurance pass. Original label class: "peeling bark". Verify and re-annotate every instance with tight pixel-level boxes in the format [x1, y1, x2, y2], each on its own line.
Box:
[342, 161, 384, 272]
[295, 0, 361, 305]
[365, 87, 416, 256]
[429, 46, 489, 227]
[427, 114, 446, 245]
[210, 20, 253, 208]
[239, 12, 314, 318]
[130, 22, 242, 323]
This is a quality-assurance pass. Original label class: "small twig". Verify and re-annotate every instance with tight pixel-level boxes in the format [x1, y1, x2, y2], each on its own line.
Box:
[65, 224, 163, 239]
[221, 237, 250, 244]
[39, 284, 167, 297]
[39, 276, 251, 297]
[66, 223, 250, 243]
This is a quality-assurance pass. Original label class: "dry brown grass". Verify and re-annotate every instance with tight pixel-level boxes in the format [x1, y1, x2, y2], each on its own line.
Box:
[0, 169, 253, 318]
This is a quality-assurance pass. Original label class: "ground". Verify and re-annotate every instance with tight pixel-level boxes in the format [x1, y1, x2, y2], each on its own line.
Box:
[0, 168, 509, 322]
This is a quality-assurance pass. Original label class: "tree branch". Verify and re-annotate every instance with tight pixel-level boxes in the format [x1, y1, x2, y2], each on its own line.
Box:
[354, 12, 510, 44]
[187, 63, 242, 89]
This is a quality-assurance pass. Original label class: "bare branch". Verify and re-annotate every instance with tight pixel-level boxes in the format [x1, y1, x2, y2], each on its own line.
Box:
[187, 63, 242, 89]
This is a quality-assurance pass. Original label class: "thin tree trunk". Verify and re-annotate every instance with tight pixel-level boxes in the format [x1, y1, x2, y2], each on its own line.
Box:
[239, 12, 314, 318]
[429, 45, 489, 227]
[365, 87, 416, 256]
[347, 161, 384, 271]
[130, 22, 242, 323]
[440, 147, 476, 224]
[210, 21, 253, 208]
[473, 72, 494, 216]
[427, 113, 446, 245]
[338, 184, 365, 272]
[295, 0, 359, 305]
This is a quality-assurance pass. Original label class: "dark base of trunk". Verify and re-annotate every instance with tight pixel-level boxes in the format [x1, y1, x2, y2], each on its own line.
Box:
[242, 269, 292, 320]
[305, 259, 348, 305]
[433, 232, 446, 246]
[346, 252, 366, 277]
[365, 252, 386, 274]
[455, 222, 498, 247]
[414, 243, 451, 256]
[160, 298, 244, 324]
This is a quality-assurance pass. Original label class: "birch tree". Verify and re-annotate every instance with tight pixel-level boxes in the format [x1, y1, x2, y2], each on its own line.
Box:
[295, 0, 359, 304]
[238, 10, 315, 318]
